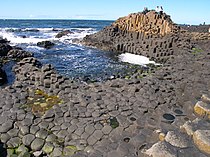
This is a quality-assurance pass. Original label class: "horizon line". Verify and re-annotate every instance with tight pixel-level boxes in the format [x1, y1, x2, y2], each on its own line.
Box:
[0, 18, 115, 21]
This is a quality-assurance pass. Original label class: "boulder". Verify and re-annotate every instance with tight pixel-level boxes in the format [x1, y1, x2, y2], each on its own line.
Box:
[0, 43, 12, 56]
[0, 68, 7, 85]
[7, 49, 33, 60]
[37, 41, 55, 49]
[145, 141, 177, 157]
[194, 101, 210, 119]
[55, 30, 73, 38]
[193, 130, 210, 155]
[0, 37, 8, 44]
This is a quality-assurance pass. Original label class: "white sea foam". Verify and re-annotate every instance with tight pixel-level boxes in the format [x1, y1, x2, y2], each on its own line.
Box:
[0, 31, 48, 45]
[118, 53, 156, 66]
[57, 29, 97, 44]
[26, 45, 44, 50]
[0, 26, 96, 46]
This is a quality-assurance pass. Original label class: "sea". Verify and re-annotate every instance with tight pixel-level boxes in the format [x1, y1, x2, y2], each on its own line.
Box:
[0, 19, 150, 82]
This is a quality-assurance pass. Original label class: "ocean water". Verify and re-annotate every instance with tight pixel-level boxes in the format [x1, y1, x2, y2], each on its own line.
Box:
[0, 19, 146, 81]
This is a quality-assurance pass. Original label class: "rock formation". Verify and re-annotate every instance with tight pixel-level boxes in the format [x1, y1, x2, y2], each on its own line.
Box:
[113, 11, 179, 36]
[82, 11, 188, 63]
[37, 41, 55, 49]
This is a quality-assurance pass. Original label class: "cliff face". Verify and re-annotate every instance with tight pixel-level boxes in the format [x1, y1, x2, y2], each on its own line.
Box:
[82, 11, 190, 63]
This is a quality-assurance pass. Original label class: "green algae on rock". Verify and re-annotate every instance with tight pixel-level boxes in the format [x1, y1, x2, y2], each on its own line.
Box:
[109, 117, 119, 129]
[21, 89, 63, 115]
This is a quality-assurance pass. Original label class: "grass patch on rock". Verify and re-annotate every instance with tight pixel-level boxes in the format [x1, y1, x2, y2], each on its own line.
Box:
[192, 47, 203, 55]
[21, 89, 63, 115]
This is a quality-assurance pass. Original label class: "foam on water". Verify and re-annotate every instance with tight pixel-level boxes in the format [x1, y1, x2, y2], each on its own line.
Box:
[119, 53, 156, 66]
[0, 31, 44, 45]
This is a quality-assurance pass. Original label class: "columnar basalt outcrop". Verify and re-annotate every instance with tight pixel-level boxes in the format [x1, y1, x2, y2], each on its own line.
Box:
[113, 11, 179, 36]
[82, 11, 188, 63]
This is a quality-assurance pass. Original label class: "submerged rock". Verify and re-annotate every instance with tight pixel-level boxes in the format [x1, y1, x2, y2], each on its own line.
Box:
[37, 41, 55, 49]
[55, 30, 73, 38]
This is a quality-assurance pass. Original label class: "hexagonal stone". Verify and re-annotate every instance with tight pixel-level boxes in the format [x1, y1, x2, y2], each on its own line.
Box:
[46, 134, 57, 142]
[33, 151, 43, 157]
[7, 128, 19, 137]
[85, 125, 95, 135]
[43, 109, 55, 119]
[102, 125, 112, 135]
[67, 125, 77, 133]
[63, 145, 78, 156]
[30, 125, 40, 134]
[42, 142, 54, 154]
[16, 145, 28, 154]
[74, 127, 85, 136]
[19, 126, 29, 135]
[93, 130, 103, 140]
[22, 134, 35, 146]
[57, 130, 69, 139]
[193, 130, 210, 155]
[21, 118, 33, 126]
[51, 147, 63, 157]
[87, 135, 98, 146]
[38, 121, 49, 129]
[0, 133, 11, 143]
[0, 121, 13, 133]
[165, 131, 190, 148]
[35, 129, 48, 139]
[7, 137, 22, 148]
[31, 138, 45, 151]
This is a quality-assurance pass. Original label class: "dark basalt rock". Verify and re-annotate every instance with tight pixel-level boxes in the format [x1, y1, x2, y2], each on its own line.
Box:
[7, 49, 33, 60]
[0, 37, 9, 44]
[82, 11, 188, 63]
[37, 41, 55, 49]
[0, 68, 7, 85]
[55, 30, 73, 38]
[0, 43, 13, 56]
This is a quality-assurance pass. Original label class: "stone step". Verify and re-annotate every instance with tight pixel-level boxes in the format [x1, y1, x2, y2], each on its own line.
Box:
[194, 101, 210, 119]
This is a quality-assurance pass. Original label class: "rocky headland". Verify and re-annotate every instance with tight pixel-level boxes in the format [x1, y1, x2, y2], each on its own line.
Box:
[0, 10, 210, 157]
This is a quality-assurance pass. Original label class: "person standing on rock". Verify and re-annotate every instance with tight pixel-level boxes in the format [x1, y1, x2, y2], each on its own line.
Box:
[143, 7, 149, 14]
[156, 6, 160, 13]
[160, 6, 163, 15]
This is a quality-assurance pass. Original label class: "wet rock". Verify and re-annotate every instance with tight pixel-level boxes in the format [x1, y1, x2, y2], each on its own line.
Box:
[55, 30, 73, 38]
[37, 41, 55, 49]
[0, 43, 12, 56]
[7, 49, 33, 60]
[0, 37, 8, 44]
[0, 68, 7, 85]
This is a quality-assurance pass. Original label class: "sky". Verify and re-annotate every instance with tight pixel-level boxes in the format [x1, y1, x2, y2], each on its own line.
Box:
[0, 0, 210, 24]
